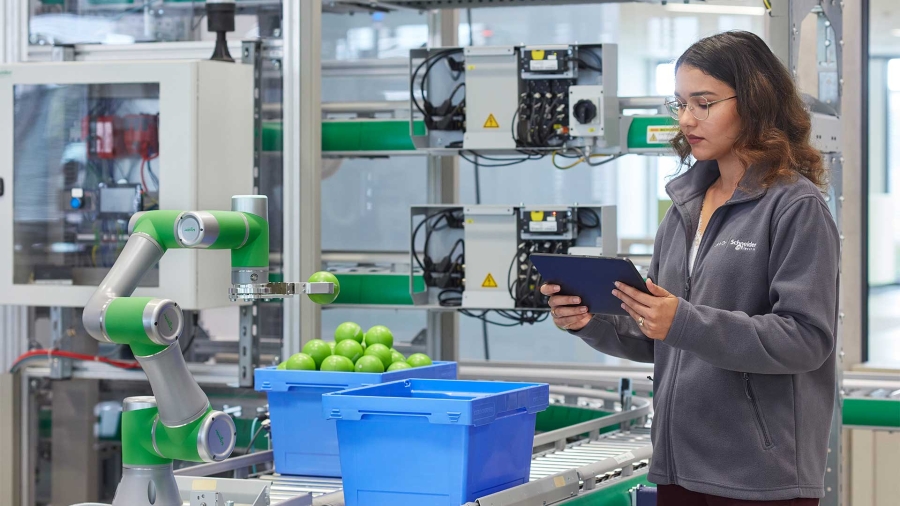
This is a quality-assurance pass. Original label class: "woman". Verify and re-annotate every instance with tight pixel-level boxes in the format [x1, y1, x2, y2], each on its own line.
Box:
[542, 31, 839, 505]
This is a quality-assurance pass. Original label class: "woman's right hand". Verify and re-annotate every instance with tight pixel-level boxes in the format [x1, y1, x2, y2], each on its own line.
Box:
[541, 284, 592, 331]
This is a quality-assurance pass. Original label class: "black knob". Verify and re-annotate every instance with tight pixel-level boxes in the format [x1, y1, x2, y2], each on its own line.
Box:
[573, 99, 597, 124]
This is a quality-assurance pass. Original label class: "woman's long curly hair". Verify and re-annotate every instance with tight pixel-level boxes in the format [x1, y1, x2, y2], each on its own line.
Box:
[671, 31, 826, 189]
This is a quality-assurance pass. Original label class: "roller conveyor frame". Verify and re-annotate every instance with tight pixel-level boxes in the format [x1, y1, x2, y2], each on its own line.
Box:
[165, 366, 899, 506]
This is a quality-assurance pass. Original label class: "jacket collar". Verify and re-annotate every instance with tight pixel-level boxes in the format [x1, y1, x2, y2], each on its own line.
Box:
[665, 159, 768, 207]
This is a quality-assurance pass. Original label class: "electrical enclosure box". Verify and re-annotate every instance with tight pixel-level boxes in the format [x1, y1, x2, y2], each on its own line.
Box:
[410, 44, 619, 154]
[410, 205, 617, 309]
[0, 60, 254, 309]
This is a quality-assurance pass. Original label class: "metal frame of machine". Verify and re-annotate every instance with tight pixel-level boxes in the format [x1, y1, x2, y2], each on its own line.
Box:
[0, 59, 254, 309]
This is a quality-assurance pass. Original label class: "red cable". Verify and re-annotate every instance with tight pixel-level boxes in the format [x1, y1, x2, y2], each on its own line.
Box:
[10, 349, 142, 373]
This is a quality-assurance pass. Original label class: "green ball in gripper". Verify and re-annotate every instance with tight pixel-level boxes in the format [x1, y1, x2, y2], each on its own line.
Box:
[307, 271, 340, 305]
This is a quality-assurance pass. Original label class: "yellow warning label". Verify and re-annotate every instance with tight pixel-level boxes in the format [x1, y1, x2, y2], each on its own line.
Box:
[482, 273, 498, 288]
[530, 210, 544, 221]
[647, 125, 678, 144]
[483, 113, 500, 129]
[553, 476, 567, 488]
[531, 49, 545, 60]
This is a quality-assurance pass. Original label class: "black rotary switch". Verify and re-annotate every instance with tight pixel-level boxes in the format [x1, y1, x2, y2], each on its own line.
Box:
[573, 99, 597, 124]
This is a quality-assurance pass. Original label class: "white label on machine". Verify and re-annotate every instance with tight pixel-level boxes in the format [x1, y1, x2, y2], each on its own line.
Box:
[613, 452, 636, 464]
[530, 60, 559, 71]
[647, 125, 679, 144]
[529, 221, 557, 232]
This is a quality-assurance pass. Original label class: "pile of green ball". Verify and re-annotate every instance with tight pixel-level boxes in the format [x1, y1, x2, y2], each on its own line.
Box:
[276, 322, 433, 373]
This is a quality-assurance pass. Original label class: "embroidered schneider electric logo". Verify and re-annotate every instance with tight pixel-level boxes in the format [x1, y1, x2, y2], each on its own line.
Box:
[730, 239, 757, 252]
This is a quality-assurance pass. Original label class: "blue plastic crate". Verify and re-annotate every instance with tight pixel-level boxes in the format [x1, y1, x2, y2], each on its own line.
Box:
[322, 379, 550, 506]
[254, 362, 457, 477]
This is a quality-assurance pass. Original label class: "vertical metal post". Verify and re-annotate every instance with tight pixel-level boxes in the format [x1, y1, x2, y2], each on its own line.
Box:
[47, 45, 79, 379]
[49, 307, 73, 379]
[239, 39, 264, 388]
[424, 10, 461, 363]
[769, 4, 852, 504]
[51, 379, 100, 504]
[20, 375, 34, 506]
[282, 0, 322, 359]
[0, 373, 20, 506]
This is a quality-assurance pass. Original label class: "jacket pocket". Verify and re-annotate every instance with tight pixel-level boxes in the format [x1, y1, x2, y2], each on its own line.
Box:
[743, 373, 775, 449]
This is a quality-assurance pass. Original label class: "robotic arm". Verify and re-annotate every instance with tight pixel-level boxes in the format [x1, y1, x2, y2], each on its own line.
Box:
[82, 195, 334, 506]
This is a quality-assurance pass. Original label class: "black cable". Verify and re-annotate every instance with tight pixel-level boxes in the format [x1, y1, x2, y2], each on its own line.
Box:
[411, 209, 459, 271]
[459, 151, 542, 168]
[411, 49, 458, 118]
[467, 8, 474, 46]
[577, 208, 601, 229]
[190, 0, 206, 31]
[577, 47, 603, 72]
[244, 425, 266, 455]
[438, 289, 463, 307]
[180, 319, 200, 355]
[473, 153, 481, 205]
[577, 59, 603, 72]
[584, 153, 624, 167]
[420, 50, 463, 115]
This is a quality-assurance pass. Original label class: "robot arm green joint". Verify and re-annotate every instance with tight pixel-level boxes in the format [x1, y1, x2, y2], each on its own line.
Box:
[82, 195, 336, 506]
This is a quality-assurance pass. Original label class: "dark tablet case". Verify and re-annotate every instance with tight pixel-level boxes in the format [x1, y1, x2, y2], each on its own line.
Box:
[530, 253, 651, 316]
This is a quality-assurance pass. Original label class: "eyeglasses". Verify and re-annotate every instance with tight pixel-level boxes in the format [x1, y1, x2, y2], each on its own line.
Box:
[665, 96, 737, 121]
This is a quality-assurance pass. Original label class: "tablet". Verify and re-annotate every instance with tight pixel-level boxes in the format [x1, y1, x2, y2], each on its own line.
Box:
[529, 253, 651, 316]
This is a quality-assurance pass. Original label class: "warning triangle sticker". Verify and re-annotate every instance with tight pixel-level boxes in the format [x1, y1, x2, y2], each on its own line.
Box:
[483, 114, 500, 128]
[482, 273, 498, 288]
[650, 133, 658, 142]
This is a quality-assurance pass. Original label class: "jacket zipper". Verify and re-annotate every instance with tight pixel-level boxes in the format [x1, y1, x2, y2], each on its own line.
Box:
[743, 373, 774, 448]
[663, 185, 768, 481]
[666, 200, 725, 482]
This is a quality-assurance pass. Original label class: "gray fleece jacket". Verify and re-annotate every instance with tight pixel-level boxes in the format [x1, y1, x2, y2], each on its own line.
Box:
[572, 160, 840, 501]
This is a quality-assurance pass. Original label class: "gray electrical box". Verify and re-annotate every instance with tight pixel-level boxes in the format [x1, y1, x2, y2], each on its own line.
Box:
[463, 47, 518, 150]
[410, 43, 619, 154]
[410, 204, 617, 310]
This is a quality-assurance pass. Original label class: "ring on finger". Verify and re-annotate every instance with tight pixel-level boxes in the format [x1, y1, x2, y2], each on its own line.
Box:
[550, 308, 557, 318]
[638, 316, 644, 327]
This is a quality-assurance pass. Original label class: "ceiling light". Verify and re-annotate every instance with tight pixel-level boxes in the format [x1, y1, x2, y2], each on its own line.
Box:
[665, 4, 767, 16]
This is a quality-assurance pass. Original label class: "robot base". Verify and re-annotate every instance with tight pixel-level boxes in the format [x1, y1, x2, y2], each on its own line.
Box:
[112, 464, 181, 506]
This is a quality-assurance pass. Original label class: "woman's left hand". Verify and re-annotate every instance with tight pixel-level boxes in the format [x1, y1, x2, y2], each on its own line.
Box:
[612, 279, 679, 341]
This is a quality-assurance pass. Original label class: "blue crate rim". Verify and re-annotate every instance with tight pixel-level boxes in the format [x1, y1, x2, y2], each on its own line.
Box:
[322, 378, 550, 400]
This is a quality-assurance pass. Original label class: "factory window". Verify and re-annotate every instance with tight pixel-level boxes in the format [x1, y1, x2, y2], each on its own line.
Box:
[27, 0, 282, 45]
[867, 43, 900, 363]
